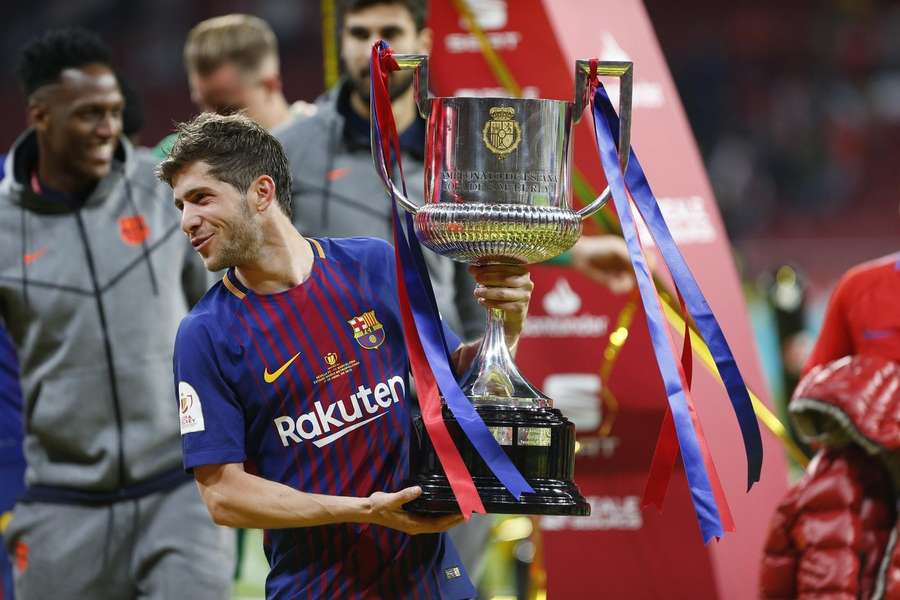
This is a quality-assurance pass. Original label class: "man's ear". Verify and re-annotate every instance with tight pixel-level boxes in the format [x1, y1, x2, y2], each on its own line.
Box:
[418, 27, 433, 56]
[27, 98, 50, 133]
[261, 73, 283, 95]
[251, 175, 277, 213]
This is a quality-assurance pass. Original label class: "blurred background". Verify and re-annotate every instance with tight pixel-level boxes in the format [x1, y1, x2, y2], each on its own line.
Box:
[1, 0, 897, 290]
[0, 0, 897, 597]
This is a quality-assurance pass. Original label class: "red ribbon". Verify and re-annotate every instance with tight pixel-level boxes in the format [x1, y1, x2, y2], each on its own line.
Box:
[641, 291, 734, 533]
[372, 43, 485, 516]
[642, 290, 692, 509]
[394, 243, 484, 516]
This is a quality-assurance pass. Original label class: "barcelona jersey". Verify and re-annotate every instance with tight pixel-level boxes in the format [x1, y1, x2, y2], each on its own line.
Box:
[173, 237, 474, 600]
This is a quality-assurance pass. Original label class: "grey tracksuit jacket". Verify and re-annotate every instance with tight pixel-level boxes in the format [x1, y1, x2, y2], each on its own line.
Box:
[275, 82, 483, 341]
[0, 131, 209, 501]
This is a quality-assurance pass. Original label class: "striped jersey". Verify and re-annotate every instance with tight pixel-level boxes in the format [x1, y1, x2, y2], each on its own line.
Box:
[173, 237, 474, 600]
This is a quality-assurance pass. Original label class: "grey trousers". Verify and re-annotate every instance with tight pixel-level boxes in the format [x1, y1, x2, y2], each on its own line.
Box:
[4, 480, 235, 600]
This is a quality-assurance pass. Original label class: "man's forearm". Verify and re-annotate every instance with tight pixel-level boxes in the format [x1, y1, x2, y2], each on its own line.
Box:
[196, 464, 371, 529]
[194, 463, 464, 535]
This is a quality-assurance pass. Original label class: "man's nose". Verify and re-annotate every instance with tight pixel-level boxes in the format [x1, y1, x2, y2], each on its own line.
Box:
[95, 113, 120, 139]
[181, 205, 201, 236]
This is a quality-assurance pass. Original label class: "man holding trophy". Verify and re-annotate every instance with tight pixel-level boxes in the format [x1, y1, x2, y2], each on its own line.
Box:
[159, 112, 535, 598]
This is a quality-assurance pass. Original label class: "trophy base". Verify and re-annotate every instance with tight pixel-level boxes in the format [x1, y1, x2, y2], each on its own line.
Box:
[405, 404, 590, 516]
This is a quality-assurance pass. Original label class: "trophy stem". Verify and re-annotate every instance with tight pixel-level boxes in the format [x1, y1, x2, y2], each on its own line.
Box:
[459, 308, 551, 407]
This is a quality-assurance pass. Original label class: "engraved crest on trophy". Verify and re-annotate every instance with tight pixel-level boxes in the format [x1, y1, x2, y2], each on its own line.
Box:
[481, 106, 521, 158]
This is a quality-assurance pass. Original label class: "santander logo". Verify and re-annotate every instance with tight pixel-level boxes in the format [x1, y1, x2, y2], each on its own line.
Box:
[523, 277, 608, 339]
[273, 376, 405, 448]
[543, 278, 581, 316]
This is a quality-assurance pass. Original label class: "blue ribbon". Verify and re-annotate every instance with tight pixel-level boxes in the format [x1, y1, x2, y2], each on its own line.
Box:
[370, 44, 533, 500]
[591, 86, 763, 493]
[589, 84, 726, 541]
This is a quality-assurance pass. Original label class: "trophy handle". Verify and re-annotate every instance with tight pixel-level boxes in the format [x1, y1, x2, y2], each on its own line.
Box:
[572, 60, 633, 219]
[392, 54, 432, 118]
[369, 52, 431, 215]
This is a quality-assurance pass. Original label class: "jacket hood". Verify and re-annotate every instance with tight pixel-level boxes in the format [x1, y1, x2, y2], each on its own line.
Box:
[790, 354, 900, 453]
[1, 129, 136, 214]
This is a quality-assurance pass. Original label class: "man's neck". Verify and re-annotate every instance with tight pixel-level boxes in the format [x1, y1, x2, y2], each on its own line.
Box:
[249, 94, 292, 131]
[234, 219, 315, 295]
[36, 150, 93, 195]
[350, 86, 417, 133]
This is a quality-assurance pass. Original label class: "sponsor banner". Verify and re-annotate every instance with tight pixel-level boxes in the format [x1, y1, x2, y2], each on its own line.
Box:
[429, 1, 789, 598]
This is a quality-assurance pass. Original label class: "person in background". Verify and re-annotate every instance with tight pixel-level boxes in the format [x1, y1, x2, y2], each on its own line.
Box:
[154, 14, 316, 159]
[0, 28, 233, 599]
[276, 0, 484, 343]
[760, 249, 900, 599]
[0, 69, 146, 600]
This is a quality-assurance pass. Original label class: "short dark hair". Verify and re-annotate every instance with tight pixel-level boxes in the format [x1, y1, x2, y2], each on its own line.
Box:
[16, 28, 113, 96]
[157, 113, 293, 218]
[340, 0, 428, 31]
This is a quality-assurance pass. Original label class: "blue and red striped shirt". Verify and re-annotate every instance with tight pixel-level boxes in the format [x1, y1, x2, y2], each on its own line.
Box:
[173, 237, 474, 600]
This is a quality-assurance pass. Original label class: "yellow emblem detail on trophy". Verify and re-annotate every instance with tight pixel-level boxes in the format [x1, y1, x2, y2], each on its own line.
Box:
[482, 106, 521, 158]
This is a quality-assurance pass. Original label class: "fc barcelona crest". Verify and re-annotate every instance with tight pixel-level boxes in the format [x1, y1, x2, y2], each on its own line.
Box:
[118, 214, 150, 246]
[482, 106, 521, 159]
[347, 310, 385, 350]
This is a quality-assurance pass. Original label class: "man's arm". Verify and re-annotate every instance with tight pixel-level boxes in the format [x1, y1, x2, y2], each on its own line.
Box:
[450, 264, 533, 375]
[194, 462, 463, 534]
[803, 276, 853, 374]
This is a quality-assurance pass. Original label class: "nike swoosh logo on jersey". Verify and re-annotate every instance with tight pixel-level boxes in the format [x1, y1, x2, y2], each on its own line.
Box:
[312, 412, 388, 448]
[264, 352, 301, 383]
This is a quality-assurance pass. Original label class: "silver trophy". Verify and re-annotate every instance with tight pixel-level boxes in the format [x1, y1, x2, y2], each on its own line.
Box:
[373, 55, 633, 514]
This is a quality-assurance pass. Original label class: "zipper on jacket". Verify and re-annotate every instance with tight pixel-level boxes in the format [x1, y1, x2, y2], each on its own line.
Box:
[872, 524, 898, 600]
[74, 210, 127, 488]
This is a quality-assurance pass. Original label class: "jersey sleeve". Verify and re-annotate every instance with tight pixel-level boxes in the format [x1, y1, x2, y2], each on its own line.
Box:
[173, 316, 246, 470]
[803, 273, 855, 373]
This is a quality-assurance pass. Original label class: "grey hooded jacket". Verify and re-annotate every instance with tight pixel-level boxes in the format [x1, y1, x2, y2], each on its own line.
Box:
[0, 131, 208, 501]
[275, 82, 483, 341]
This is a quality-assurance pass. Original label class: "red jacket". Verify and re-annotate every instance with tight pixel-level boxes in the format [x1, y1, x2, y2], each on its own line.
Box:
[761, 356, 900, 599]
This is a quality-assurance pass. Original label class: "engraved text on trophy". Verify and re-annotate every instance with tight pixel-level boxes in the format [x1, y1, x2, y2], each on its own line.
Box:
[441, 170, 560, 201]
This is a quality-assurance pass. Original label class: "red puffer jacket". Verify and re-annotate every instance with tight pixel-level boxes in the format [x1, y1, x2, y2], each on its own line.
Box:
[760, 356, 900, 599]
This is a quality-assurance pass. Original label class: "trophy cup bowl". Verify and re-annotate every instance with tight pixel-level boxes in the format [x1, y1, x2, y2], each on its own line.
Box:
[373, 53, 633, 515]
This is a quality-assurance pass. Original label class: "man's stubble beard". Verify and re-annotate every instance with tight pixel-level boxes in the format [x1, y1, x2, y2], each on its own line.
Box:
[207, 199, 264, 272]
[350, 68, 415, 104]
